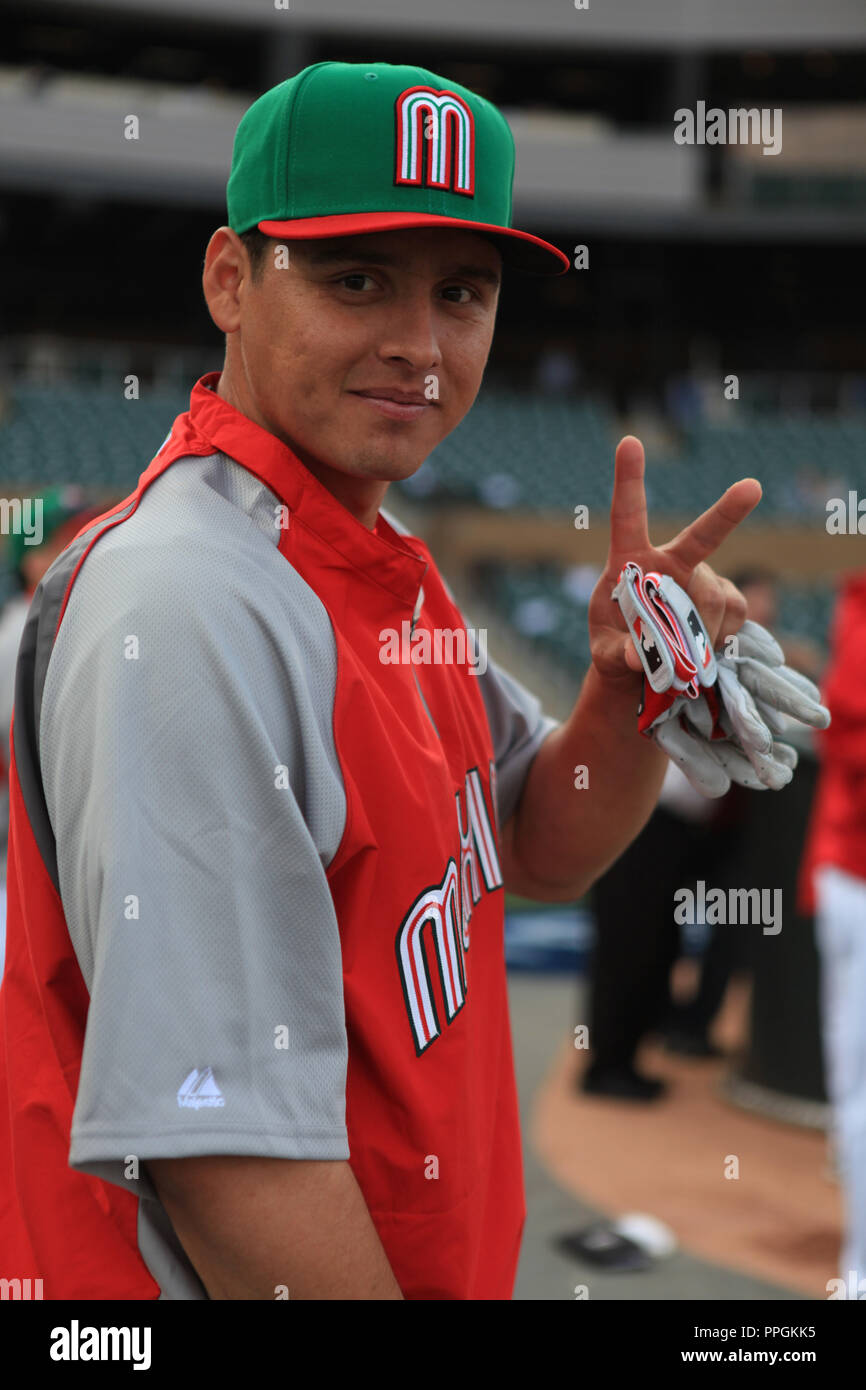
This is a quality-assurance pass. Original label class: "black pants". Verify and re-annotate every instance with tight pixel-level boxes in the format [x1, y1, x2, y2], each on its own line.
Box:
[585, 805, 744, 1069]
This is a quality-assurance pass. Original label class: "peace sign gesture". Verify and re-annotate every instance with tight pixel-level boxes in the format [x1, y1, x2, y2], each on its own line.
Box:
[588, 436, 763, 690]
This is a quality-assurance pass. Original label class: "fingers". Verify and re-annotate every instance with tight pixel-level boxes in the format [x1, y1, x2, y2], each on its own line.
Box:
[681, 562, 723, 647]
[588, 625, 645, 690]
[716, 575, 748, 648]
[733, 620, 785, 666]
[652, 719, 732, 797]
[666, 477, 762, 573]
[608, 436, 650, 559]
[737, 659, 830, 729]
[716, 661, 773, 755]
[680, 564, 747, 650]
[624, 636, 642, 673]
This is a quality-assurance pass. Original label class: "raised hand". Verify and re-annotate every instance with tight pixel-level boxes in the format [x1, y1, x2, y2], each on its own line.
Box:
[588, 436, 763, 690]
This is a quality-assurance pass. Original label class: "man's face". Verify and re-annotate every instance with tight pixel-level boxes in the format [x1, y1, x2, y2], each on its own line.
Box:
[206, 225, 502, 497]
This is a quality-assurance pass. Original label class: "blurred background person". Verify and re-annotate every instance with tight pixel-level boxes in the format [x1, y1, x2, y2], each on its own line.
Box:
[0, 487, 103, 971]
[801, 571, 866, 1288]
[662, 568, 824, 1055]
[580, 568, 825, 1099]
[580, 743, 742, 1101]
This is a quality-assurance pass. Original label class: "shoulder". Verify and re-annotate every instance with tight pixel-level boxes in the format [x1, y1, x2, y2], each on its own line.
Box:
[50, 454, 333, 664]
[39, 455, 341, 761]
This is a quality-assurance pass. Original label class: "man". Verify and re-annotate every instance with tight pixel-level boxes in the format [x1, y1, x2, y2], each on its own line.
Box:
[0, 61, 758, 1300]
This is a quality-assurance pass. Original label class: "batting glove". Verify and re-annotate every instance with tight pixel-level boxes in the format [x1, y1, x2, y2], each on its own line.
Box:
[612, 566, 830, 798]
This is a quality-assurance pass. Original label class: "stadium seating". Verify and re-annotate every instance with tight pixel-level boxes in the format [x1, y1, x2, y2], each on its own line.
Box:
[401, 391, 866, 522]
[475, 559, 836, 680]
[0, 384, 190, 491]
[2, 382, 865, 525]
[0, 382, 848, 669]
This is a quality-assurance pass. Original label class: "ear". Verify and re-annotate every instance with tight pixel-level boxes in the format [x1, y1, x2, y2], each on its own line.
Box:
[202, 227, 250, 334]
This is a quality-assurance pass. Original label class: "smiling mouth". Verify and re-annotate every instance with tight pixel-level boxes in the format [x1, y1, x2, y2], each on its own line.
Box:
[349, 390, 435, 421]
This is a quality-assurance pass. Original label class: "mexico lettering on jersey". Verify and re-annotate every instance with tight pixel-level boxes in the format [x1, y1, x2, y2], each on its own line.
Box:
[398, 768, 503, 1055]
[0, 373, 559, 1300]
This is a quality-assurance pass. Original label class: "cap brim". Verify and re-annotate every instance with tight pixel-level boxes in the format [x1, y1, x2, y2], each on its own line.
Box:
[256, 211, 569, 276]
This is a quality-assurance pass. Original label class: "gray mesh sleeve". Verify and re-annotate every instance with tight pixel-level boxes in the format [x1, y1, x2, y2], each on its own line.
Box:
[40, 525, 350, 1197]
[475, 655, 560, 827]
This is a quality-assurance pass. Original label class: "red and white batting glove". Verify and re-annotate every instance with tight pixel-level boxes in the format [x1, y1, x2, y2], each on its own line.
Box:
[612, 563, 830, 798]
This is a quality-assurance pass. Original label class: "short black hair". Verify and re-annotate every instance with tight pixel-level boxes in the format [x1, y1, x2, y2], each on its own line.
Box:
[239, 227, 271, 283]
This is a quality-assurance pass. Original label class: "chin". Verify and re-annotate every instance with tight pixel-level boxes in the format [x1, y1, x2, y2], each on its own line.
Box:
[350, 446, 432, 481]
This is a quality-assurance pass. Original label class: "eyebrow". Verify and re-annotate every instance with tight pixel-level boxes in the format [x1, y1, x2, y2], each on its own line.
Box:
[303, 245, 502, 287]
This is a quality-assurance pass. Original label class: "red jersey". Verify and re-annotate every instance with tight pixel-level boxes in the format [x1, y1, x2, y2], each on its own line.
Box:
[0, 374, 557, 1299]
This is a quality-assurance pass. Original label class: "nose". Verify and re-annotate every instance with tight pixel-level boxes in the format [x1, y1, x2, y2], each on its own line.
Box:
[376, 292, 441, 373]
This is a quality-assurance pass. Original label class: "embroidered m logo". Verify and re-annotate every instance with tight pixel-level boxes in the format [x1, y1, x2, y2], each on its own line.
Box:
[396, 767, 502, 1055]
[395, 86, 475, 196]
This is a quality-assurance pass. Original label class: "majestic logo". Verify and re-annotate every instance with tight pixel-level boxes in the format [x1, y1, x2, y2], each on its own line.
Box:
[177, 1066, 225, 1109]
[396, 765, 502, 1054]
[395, 85, 475, 196]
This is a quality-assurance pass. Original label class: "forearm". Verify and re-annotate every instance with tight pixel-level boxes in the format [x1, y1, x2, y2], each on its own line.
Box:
[502, 663, 668, 900]
[148, 1155, 404, 1300]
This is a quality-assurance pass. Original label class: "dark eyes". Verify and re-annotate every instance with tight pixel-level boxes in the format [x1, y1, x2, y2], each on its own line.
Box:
[441, 286, 476, 304]
[336, 274, 476, 304]
[338, 273, 376, 292]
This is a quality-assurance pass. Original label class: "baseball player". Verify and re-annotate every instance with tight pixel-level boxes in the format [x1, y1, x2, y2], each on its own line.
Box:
[0, 61, 760, 1300]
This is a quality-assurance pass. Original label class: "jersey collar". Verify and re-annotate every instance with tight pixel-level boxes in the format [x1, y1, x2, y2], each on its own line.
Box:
[182, 372, 428, 605]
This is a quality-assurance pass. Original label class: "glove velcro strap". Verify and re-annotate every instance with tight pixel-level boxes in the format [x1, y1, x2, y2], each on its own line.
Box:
[613, 561, 699, 695]
[646, 571, 717, 688]
[637, 683, 680, 736]
[613, 562, 679, 692]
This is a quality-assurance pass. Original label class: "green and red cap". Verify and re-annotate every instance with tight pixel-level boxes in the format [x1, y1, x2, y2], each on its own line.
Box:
[226, 60, 569, 276]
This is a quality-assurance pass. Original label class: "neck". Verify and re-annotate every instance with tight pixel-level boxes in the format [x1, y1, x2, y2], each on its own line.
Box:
[287, 444, 389, 532]
[216, 368, 387, 531]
